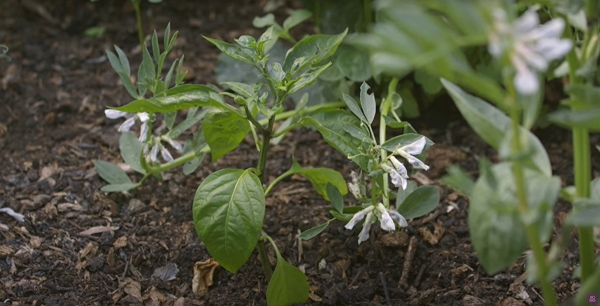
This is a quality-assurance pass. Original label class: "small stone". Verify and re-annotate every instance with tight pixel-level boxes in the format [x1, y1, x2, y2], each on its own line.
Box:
[127, 198, 146, 214]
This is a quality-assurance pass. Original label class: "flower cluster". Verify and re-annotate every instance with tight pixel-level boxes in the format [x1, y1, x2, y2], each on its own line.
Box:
[381, 137, 429, 190]
[488, 8, 572, 95]
[345, 203, 408, 244]
[105, 110, 182, 163]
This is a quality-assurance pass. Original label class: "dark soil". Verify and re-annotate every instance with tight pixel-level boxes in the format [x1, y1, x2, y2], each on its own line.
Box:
[0, 1, 598, 305]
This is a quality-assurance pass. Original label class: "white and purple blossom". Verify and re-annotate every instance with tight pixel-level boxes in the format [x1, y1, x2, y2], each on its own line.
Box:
[488, 8, 572, 95]
[345, 203, 409, 244]
[104, 110, 150, 142]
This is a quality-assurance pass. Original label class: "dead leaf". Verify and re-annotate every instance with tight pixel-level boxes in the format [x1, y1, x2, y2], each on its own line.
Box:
[113, 236, 128, 249]
[79, 242, 98, 259]
[192, 258, 219, 294]
[29, 236, 41, 249]
[153, 262, 179, 281]
[0, 245, 14, 258]
[122, 278, 143, 303]
[78, 226, 119, 236]
[143, 286, 168, 306]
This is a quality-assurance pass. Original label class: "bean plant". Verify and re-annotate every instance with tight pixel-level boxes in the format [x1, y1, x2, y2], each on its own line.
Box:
[353, 0, 600, 304]
[96, 18, 439, 304]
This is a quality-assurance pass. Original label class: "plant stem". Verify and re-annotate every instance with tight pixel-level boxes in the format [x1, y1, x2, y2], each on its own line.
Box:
[264, 170, 293, 197]
[257, 115, 276, 182]
[131, 0, 145, 51]
[379, 78, 399, 208]
[505, 78, 557, 305]
[257, 234, 273, 280]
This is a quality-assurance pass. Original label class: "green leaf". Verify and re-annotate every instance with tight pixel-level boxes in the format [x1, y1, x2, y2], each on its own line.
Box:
[203, 36, 255, 65]
[442, 79, 551, 176]
[359, 82, 376, 124]
[566, 199, 600, 226]
[326, 183, 344, 213]
[192, 169, 265, 273]
[283, 9, 312, 30]
[168, 108, 207, 140]
[253, 13, 277, 28]
[287, 63, 331, 95]
[394, 181, 417, 207]
[113, 85, 229, 113]
[300, 109, 370, 171]
[101, 183, 139, 192]
[441, 165, 474, 195]
[299, 222, 330, 240]
[137, 44, 156, 96]
[221, 82, 256, 98]
[342, 94, 368, 123]
[336, 45, 372, 82]
[397, 185, 439, 219]
[119, 132, 146, 174]
[547, 107, 600, 131]
[183, 154, 204, 175]
[203, 110, 250, 161]
[107, 48, 138, 99]
[283, 29, 347, 74]
[94, 160, 132, 185]
[289, 160, 348, 200]
[266, 255, 309, 306]
[565, 83, 600, 108]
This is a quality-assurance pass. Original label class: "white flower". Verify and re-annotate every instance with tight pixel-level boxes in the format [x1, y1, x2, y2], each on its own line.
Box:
[394, 137, 429, 171]
[488, 9, 572, 95]
[161, 146, 174, 162]
[382, 158, 409, 190]
[345, 203, 409, 244]
[105, 110, 151, 141]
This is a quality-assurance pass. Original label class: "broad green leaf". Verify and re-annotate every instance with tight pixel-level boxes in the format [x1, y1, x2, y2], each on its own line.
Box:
[566, 83, 600, 108]
[567, 199, 600, 226]
[113, 85, 229, 113]
[342, 94, 367, 123]
[203, 36, 255, 65]
[168, 108, 207, 140]
[394, 181, 417, 207]
[101, 183, 139, 192]
[442, 79, 551, 176]
[119, 132, 146, 174]
[94, 160, 132, 185]
[283, 30, 347, 74]
[299, 109, 370, 171]
[326, 183, 344, 213]
[266, 255, 309, 306]
[359, 82, 376, 124]
[289, 160, 348, 200]
[253, 13, 277, 28]
[183, 153, 204, 175]
[287, 63, 331, 95]
[397, 185, 439, 219]
[469, 164, 527, 274]
[299, 222, 330, 240]
[469, 163, 558, 274]
[203, 110, 250, 162]
[441, 165, 474, 195]
[192, 169, 265, 273]
[283, 9, 312, 29]
[547, 108, 600, 131]
[336, 44, 372, 82]
[221, 82, 255, 98]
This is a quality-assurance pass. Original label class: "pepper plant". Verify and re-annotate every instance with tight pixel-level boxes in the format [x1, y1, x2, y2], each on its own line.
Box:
[353, 0, 600, 304]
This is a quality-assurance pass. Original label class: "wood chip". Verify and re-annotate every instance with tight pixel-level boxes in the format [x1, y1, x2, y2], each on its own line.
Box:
[78, 226, 119, 236]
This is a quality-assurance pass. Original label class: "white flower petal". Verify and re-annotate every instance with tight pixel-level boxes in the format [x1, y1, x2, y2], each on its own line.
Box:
[358, 212, 374, 244]
[139, 122, 149, 143]
[161, 147, 174, 162]
[150, 144, 160, 163]
[167, 138, 183, 152]
[399, 137, 427, 156]
[526, 18, 565, 41]
[388, 210, 408, 227]
[534, 38, 572, 60]
[390, 170, 407, 190]
[345, 206, 373, 230]
[105, 109, 128, 119]
[515, 67, 539, 95]
[406, 155, 430, 171]
[377, 204, 395, 231]
[118, 117, 136, 132]
[137, 112, 150, 122]
[514, 10, 539, 33]
[515, 43, 547, 70]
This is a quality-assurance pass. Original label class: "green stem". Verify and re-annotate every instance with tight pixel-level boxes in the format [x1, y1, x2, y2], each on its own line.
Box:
[505, 77, 557, 306]
[131, 0, 145, 50]
[362, 0, 372, 32]
[264, 170, 294, 197]
[564, 25, 595, 283]
[257, 233, 273, 280]
[257, 116, 276, 182]
[380, 78, 399, 208]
